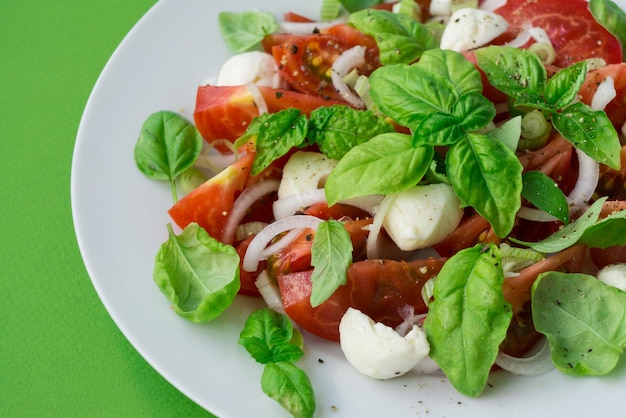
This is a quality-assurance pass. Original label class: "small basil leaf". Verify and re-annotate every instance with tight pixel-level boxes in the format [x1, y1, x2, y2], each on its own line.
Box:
[589, 0, 626, 58]
[218, 11, 278, 53]
[532, 272, 626, 376]
[261, 362, 316, 418]
[340, 0, 384, 12]
[269, 343, 305, 364]
[579, 208, 626, 249]
[522, 171, 569, 225]
[423, 244, 512, 397]
[324, 133, 434, 205]
[552, 102, 621, 170]
[544, 61, 588, 109]
[238, 308, 298, 364]
[309, 105, 394, 160]
[453, 92, 496, 132]
[412, 113, 464, 146]
[417, 48, 484, 97]
[154, 223, 240, 323]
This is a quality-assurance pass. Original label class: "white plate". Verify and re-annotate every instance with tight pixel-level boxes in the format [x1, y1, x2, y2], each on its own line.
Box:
[72, 1, 626, 417]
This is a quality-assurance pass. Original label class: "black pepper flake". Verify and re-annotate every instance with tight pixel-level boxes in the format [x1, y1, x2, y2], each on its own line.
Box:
[318, 358, 325, 363]
[289, 44, 299, 54]
[275, 92, 284, 99]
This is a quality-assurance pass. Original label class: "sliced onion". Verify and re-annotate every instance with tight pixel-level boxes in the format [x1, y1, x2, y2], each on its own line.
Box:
[527, 26, 550, 44]
[566, 148, 599, 215]
[495, 338, 554, 376]
[506, 28, 532, 48]
[278, 17, 347, 35]
[255, 270, 285, 314]
[242, 215, 324, 272]
[339, 194, 384, 215]
[516, 206, 559, 223]
[366, 196, 394, 260]
[246, 82, 268, 115]
[590, 75, 616, 111]
[331, 45, 366, 108]
[221, 179, 280, 244]
[258, 227, 305, 260]
[195, 140, 238, 173]
[480, 0, 507, 12]
[273, 189, 327, 220]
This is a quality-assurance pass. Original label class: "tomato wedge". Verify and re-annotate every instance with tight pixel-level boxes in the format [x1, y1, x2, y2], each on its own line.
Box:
[168, 152, 254, 244]
[193, 85, 344, 142]
[277, 258, 446, 341]
[493, 0, 622, 67]
[579, 63, 626, 130]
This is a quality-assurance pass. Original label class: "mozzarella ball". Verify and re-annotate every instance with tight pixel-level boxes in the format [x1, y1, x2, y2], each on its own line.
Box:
[440, 8, 509, 52]
[217, 51, 284, 88]
[597, 263, 626, 292]
[277, 151, 338, 199]
[382, 183, 463, 251]
[339, 308, 430, 380]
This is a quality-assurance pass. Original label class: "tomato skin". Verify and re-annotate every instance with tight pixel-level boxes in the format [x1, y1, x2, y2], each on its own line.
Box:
[493, 0, 622, 67]
[235, 235, 264, 297]
[194, 85, 344, 142]
[590, 246, 626, 269]
[463, 51, 508, 104]
[579, 63, 626, 130]
[278, 258, 446, 341]
[168, 152, 254, 244]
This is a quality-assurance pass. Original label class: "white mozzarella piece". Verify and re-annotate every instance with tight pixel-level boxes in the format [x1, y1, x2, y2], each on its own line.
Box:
[430, 0, 453, 16]
[597, 264, 626, 292]
[339, 308, 430, 380]
[216, 51, 284, 88]
[440, 8, 509, 52]
[277, 151, 338, 199]
[382, 183, 463, 251]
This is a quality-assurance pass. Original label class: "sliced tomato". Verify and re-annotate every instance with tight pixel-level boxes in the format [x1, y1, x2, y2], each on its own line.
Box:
[463, 51, 508, 104]
[168, 152, 254, 244]
[278, 258, 446, 341]
[235, 235, 264, 297]
[492, 0, 622, 67]
[303, 201, 371, 221]
[578, 63, 626, 130]
[265, 24, 379, 101]
[193, 85, 345, 142]
[283, 12, 315, 23]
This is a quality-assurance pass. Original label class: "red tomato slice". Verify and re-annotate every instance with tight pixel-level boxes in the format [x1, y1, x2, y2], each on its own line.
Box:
[493, 0, 622, 67]
[579, 63, 626, 130]
[193, 85, 344, 142]
[235, 235, 264, 297]
[168, 152, 254, 244]
[266, 24, 379, 101]
[278, 258, 446, 341]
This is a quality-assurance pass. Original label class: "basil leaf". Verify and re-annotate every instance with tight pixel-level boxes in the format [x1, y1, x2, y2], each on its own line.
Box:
[522, 171, 569, 225]
[262, 362, 316, 418]
[532, 272, 626, 376]
[309, 220, 353, 307]
[252, 109, 309, 175]
[134, 110, 203, 202]
[453, 92, 496, 132]
[309, 105, 394, 160]
[417, 48, 483, 97]
[369, 63, 458, 128]
[552, 102, 621, 170]
[218, 11, 278, 53]
[475, 46, 546, 108]
[447, 133, 522, 238]
[348, 9, 437, 65]
[154, 223, 240, 323]
[579, 208, 626, 249]
[589, 0, 626, 58]
[544, 61, 588, 109]
[324, 133, 434, 205]
[511, 197, 606, 252]
[423, 244, 512, 397]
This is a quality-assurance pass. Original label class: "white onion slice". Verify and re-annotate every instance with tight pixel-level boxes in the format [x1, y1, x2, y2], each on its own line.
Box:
[527, 26, 550, 44]
[566, 148, 599, 215]
[331, 45, 366, 108]
[242, 215, 324, 272]
[495, 339, 554, 376]
[246, 82, 268, 116]
[221, 179, 280, 244]
[258, 227, 305, 260]
[480, 0, 507, 12]
[590, 76, 616, 111]
[195, 140, 238, 173]
[278, 17, 347, 35]
[506, 28, 532, 48]
[366, 196, 394, 259]
[517, 206, 559, 223]
[273, 189, 327, 220]
[255, 270, 285, 314]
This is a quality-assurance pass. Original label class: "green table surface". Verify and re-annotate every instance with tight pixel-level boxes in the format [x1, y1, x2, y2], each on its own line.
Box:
[1, 2, 215, 416]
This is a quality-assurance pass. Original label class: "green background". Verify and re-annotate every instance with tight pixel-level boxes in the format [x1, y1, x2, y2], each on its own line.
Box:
[1, 2, 215, 416]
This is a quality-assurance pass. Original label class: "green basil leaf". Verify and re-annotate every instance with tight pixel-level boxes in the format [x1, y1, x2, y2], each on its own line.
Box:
[544, 61, 588, 109]
[446, 133, 522, 237]
[134, 110, 203, 202]
[340, 0, 383, 12]
[238, 308, 300, 364]
[532, 272, 626, 376]
[552, 102, 621, 170]
[522, 171, 569, 225]
[261, 362, 316, 418]
[511, 197, 606, 252]
[417, 48, 484, 97]
[269, 343, 305, 364]
[423, 244, 512, 397]
[309, 105, 394, 160]
[579, 208, 626, 249]
[324, 133, 434, 205]
[309, 220, 353, 307]
[475, 46, 546, 105]
[252, 109, 309, 175]
[412, 113, 464, 146]
[369, 63, 458, 128]
[453, 92, 496, 132]
[589, 0, 626, 58]
[348, 9, 437, 65]
[154, 223, 240, 323]
[218, 11, 279, 53]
